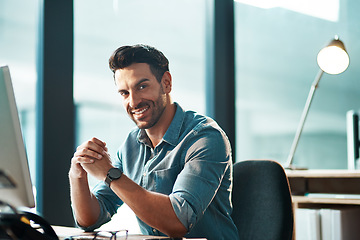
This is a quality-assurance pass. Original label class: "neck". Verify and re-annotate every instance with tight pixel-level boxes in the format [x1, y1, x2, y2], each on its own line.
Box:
[145, 101, 176, 148]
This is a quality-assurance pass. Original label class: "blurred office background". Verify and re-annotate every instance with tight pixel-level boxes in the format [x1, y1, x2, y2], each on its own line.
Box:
[1, 0, 359, 228]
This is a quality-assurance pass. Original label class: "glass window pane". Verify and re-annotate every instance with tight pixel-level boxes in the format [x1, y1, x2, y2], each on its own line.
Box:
[235, 0, 360, 169]
[0, 0, 39, 184]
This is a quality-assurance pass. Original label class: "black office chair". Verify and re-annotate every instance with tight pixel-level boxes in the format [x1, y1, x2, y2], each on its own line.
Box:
[231, 160, 294, 240]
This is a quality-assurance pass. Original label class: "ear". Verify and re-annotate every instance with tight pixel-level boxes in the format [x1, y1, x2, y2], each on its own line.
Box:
[161, 71, 172, 94]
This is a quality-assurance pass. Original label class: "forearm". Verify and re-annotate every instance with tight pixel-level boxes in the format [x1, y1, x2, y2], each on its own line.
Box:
[69, 176, 101, 227]
[110, 174, 187, 237]
[69, 137, 186, 236]
[69, 137, 109, 227]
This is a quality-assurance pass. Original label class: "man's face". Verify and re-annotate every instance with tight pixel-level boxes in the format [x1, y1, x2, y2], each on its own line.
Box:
[114, 63, 168, 130]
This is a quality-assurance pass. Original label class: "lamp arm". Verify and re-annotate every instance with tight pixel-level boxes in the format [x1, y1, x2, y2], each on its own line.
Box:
[285, 69, 324, 169]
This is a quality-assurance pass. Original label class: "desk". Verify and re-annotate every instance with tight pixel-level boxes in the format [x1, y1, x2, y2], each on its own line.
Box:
[286, 169, 360, 208]
[286, 170, 360, 240]
[53, 226, 206, 240]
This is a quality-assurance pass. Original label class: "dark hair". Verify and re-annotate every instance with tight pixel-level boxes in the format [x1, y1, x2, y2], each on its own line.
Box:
[109, 44, 169, 82]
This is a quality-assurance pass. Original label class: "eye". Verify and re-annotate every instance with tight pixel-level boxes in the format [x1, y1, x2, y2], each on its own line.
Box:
[138, 84, 147, 90]
[118, 90, 129, 97]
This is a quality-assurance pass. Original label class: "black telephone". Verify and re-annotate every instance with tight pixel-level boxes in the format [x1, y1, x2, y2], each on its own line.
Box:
[0, 206, 58, 240]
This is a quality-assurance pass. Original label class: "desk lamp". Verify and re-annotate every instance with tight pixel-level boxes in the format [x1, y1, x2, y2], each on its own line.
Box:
[285, 36, 350, 169]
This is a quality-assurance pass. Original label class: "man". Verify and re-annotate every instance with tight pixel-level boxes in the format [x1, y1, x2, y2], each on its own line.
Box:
[69, 44, 239, 240]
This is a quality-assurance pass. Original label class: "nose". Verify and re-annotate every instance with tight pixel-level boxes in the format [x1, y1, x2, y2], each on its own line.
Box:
[128, 91, 141, 109]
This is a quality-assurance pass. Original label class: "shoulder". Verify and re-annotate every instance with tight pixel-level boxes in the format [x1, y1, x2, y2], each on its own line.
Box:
[184, 110, 227, 140]
[181, 111, 232, 159]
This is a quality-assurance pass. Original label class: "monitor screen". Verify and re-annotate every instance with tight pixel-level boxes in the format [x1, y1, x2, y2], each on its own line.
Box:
[347, 110, 360, 170]
[0, 65, 35, 208]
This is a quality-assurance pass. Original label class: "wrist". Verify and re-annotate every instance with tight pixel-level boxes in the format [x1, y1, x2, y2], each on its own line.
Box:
[69, 168, 87, 180]
[105, 168, 122, 187]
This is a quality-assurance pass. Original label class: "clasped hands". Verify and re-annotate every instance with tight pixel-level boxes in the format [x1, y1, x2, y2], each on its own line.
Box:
[70, 137, 113, 181]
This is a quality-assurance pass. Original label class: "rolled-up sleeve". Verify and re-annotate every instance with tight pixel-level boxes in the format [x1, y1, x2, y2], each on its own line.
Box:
[75, 180, 124, 232]
[169, 127, 231, 231]
[75, 195, 112, 232]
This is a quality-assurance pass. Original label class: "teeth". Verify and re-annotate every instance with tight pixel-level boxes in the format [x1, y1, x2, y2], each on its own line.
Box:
[133, 107, 148, 114]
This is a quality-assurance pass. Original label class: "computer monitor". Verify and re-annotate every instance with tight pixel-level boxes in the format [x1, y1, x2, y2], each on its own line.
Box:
[347, 110, 360, 170]
[0, 65, 35, 208]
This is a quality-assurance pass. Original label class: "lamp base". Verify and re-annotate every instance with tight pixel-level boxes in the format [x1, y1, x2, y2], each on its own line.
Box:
[284, 164, 308, 170]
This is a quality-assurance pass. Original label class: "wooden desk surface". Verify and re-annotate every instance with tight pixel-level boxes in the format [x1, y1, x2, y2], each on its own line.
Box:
[286, 169, 360, 178]
[53, 226, 206, 240]
[286, 169, 360, 196]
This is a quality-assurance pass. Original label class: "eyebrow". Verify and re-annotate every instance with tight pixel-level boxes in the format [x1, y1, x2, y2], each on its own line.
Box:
[117, 78, 150, 93]
[135, 78, 150, 88]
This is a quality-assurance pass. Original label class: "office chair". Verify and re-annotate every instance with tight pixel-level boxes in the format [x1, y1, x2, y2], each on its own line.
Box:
[231, 160, 294, 240]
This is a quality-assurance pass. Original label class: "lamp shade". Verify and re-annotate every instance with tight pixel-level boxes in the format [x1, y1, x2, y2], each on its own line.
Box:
[317, 37, 349, 75]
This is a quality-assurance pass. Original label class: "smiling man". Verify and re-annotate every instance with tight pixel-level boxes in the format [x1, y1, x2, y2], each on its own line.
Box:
[68, 44, 239, 240]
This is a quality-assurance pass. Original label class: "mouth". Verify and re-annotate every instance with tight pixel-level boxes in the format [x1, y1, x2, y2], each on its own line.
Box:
[130, 106, 149, 119]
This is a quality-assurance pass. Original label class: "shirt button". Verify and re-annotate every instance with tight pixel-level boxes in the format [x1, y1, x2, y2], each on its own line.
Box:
[143, 172, 147, 177]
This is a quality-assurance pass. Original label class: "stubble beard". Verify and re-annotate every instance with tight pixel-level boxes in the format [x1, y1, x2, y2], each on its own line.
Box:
[128, 94, 167, 130]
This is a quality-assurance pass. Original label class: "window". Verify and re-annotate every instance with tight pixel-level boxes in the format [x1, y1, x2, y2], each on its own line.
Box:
[235, 0, 360, 169]
[0, 0, 39, 183]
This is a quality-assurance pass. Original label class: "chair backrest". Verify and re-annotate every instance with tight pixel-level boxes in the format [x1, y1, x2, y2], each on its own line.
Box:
[231, 160, 293, 240]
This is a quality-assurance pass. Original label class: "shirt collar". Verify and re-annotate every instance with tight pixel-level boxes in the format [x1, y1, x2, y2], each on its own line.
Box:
[162, 102, 184, 146]
[137, 102, 185, 147]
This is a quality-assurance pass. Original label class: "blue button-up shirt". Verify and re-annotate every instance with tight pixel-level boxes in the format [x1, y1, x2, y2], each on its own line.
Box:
[82, 103, 239, 240]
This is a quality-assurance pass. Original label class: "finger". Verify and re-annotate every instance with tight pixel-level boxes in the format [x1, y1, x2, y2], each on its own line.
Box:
[90, 137, 107, 149]
[69, 161, 87, 179]
[72, 155, 95, 164]
[74, 147, 103, 160]
[93, 138, 109, 155]
[79, 138, 107, 156]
